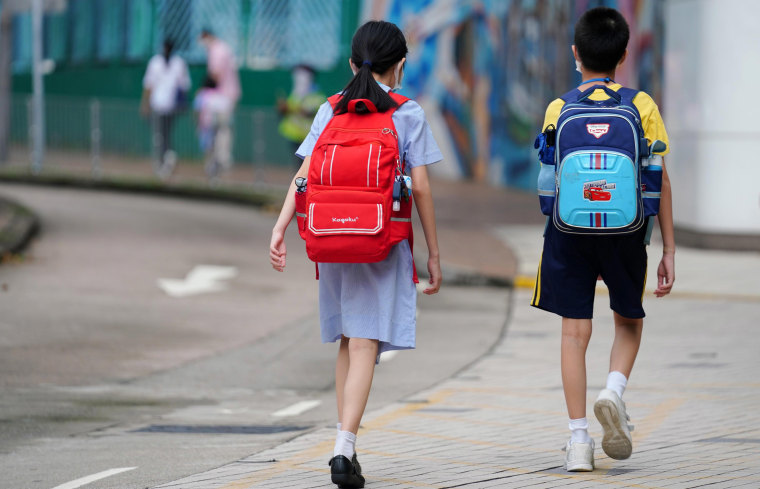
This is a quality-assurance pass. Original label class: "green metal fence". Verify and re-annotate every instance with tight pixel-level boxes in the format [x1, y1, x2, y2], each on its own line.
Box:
[9, 94, 291, 166]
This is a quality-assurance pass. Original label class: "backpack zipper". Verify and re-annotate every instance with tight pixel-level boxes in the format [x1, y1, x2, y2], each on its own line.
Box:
[382, 127, 398, 139]
[560, 104, 640, 125]
[330, 127, 397, 137]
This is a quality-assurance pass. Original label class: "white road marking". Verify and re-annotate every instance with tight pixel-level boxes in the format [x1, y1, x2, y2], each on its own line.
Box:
[51, 467, 137, 489]
[379, 350, 398, 363]
[158, 265, 238, 298]
[272, 400, 322, 418]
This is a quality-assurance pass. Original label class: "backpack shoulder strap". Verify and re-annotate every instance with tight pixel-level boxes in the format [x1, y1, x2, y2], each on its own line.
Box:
[388, 91, 410, 108]
[616, 87, 640, 105]
[327, 94, 341, 110]
[327, 92, 409, 111]
[559, 88, 579, 104]
[560, 86, 640, 106]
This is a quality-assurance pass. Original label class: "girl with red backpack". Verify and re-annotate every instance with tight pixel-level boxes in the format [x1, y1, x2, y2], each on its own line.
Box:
[269, 20, 442, 489]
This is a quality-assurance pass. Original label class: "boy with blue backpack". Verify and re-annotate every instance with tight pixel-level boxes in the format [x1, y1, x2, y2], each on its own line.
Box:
[532, 7, 675, 471]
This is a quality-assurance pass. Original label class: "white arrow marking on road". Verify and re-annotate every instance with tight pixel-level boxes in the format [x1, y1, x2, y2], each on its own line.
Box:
[272, 400, 322, 417]
[157, 265, 238, 298]
[51, 467, 137, 489]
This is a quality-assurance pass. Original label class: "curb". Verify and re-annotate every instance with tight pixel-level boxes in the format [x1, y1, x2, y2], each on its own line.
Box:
[0, 170, 518, 288]
[0, 197, 40, 260]
[412, 250, 514, 289]
[435, 263, 513, 288]
[0, 170, 284, 210]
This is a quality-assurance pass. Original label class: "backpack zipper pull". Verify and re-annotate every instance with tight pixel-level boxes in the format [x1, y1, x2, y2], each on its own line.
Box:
[382, 127, 397, 138]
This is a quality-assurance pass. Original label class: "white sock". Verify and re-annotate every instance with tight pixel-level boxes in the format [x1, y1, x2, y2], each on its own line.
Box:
[333, 430, 356, 459]
[336, 422, 342, 433]
[606, 371, 628, 399]
[569, 417, 591, 444]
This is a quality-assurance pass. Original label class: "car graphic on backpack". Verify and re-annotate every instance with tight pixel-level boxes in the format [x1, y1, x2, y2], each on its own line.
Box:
[584, 187, 612, 202]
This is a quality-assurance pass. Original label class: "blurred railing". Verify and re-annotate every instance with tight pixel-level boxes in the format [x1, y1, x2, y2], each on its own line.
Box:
[6, 94, 294, 185]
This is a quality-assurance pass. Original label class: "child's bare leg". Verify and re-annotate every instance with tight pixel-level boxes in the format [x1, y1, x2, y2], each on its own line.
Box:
[335, 336, 350, 425]
[609, 313, 643, 378]
[594, 313, 640, 461]
[340, 337, 379, 434]
[562, 318, 593, 419]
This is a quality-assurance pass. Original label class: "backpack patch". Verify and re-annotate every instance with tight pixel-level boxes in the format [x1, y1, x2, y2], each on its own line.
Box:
[586, 123, 610, 139]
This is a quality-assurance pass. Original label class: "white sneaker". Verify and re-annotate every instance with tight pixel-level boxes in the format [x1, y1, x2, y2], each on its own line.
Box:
[594, 388, 633, 460]
[565, 438, 595, 472]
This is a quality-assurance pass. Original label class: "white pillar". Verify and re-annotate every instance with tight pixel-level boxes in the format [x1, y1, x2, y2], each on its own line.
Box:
[664, 0, 760, 243]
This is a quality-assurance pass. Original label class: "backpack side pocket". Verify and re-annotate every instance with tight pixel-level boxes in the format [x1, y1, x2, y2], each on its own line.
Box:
[537, 163, 556, 216]
[641, 155, 663, 217]
[534, 126, 556, 216]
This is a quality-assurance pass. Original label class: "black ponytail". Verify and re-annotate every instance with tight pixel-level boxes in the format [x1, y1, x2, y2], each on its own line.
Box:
[333, 21, 408, 115]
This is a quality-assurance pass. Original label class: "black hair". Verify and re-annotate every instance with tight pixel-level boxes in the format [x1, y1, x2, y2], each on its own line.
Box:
[334, 20, 408, 115]
[202, 75, 217, 89]
[162, 39, 175, 61]
[574, 7, 630, 73]
[293, 64, 316, 76]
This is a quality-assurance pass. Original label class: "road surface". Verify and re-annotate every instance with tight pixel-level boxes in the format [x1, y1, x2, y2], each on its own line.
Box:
[0, 184, 508, 489]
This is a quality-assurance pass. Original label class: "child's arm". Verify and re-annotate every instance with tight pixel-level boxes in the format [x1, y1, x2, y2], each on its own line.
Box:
[655, 159, 675, 297]
[410, 165, 441, 295]
[270, 157, 311, 272]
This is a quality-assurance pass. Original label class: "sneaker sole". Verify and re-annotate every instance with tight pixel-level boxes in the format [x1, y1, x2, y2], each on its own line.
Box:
[566, 462, 594, 472]
[594, 398, 632, 460]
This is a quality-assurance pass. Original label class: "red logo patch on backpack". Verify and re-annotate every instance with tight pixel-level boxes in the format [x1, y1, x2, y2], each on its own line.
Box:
[295, 92, 415, 268]
[586, 123, 610, 139]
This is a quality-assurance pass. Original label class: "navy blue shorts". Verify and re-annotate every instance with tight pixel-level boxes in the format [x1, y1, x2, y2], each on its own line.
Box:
[531, 220, 648, 319]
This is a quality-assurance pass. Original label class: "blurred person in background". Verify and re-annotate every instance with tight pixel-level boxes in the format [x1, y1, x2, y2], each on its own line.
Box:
[140, 39, 190, 180]
[194, 75, 232, 184]
[199, 28, 241, 176]
[277, 65, 326, 168]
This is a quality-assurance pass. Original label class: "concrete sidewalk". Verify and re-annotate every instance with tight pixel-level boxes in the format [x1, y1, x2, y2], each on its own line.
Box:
[153, 219, 760, 486]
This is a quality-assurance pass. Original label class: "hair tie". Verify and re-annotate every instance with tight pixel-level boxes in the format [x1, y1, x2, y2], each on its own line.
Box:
[362, 60, 372, 67]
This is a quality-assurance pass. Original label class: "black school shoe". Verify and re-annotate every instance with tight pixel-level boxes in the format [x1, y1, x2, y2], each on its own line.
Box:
[329, 453, 365, 488]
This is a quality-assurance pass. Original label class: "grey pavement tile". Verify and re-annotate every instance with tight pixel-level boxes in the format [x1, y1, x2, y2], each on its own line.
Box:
[153, 289, 760, 488]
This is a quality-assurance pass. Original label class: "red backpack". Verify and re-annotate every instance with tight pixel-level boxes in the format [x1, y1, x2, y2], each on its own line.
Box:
[295, 92, 416, 278]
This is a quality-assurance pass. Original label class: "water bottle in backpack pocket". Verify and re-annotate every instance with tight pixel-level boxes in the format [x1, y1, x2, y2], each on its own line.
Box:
[534, 125, 556, 215]
[640, 140, 667, 217]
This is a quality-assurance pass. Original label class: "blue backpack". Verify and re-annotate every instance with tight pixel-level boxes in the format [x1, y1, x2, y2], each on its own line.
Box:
[535, 82, 665, 235]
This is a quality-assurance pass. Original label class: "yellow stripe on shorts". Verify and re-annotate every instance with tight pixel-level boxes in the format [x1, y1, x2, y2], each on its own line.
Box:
[641, 256, 648, 302]
[532, 252, 543, 306]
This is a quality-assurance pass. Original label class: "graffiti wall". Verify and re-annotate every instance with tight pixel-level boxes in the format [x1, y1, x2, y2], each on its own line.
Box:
[363, 0, 665, 190]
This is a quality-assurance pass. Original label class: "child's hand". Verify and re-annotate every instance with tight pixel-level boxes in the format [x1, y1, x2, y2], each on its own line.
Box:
[424, 255, 442, 295]
[270, 229, 287, 272]
[655, 251, 675, 297]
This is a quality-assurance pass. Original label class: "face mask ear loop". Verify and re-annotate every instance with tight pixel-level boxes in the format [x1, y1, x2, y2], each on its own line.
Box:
[392, 61, 404, 91]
